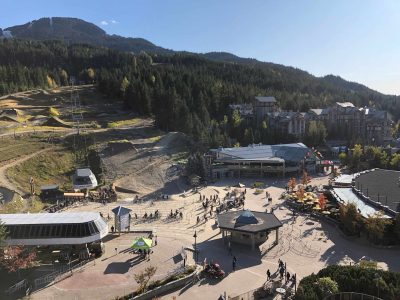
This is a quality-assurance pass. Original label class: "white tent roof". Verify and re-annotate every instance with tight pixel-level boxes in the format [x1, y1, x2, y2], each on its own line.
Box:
[0, 212, 101, 225]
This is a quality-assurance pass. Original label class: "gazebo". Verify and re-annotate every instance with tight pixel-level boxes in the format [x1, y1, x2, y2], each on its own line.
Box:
[216, 210, 282, 250]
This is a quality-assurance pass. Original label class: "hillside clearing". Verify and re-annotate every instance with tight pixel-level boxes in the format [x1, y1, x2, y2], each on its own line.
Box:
[7, 147, 76, 194]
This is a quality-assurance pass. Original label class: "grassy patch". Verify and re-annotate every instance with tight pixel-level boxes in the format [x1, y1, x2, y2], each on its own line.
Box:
[148, 135, 162, 143]
[9, 125, 70, 133]
[7, 147, 76, 194]
[109, 139, 130, 144]
[107, 118, 140, 128]
[49, 107, 60, 116]
[171, 151, 189, 163]
[0, 135, 52, 163]
[0, 197, 25, 213]
[359, 260, 378, 269]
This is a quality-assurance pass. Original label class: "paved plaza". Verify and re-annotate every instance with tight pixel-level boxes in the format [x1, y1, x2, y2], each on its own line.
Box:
[30, 175, 400, 300]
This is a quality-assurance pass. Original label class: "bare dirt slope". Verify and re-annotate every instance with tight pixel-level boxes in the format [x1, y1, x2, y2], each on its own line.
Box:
[101, 129, 187, 198]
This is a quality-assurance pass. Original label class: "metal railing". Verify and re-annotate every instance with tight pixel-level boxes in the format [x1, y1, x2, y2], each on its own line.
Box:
[32, 259, 95, 292]
[5, 279, 29, 296]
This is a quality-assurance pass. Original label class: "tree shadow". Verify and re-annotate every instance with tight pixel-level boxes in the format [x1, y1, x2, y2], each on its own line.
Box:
[318, 221, 400, 272]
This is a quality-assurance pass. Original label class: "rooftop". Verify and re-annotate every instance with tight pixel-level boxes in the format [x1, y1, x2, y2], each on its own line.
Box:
[211, 143, 313, 163]
[111, 206, 132, 216]
[217, 210, 282, 233]
[76, 168, 93, 177]
[331, 188, 392, 218]
[336, 102, 355, 108]
[255, 96, 277, 103]
[235, 210, 259, 227]
[0, 212, 102, 225]
[354, 169, 400, 213]
[309, 108, 329, 115]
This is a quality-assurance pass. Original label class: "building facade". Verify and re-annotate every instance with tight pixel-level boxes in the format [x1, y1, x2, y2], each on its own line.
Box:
[209, 143, 318, 179]
[254, 96, 279, 122]
[252, 96, 392, 145]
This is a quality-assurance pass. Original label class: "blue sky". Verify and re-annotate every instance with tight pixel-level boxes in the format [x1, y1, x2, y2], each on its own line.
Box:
[1, 0, 400, 95]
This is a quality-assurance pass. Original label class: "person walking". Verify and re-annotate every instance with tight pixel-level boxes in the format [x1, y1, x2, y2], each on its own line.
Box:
[267, 269, 271, 280]
[286, 272, 291, 283]
[279, 266, 284, 280]
[232, 256, 237, 271]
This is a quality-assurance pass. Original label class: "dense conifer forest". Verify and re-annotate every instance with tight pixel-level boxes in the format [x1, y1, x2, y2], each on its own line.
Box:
[1, 38, 399, 147]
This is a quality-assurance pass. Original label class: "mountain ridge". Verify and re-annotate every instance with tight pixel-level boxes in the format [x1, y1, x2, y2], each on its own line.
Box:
[0, 17, 389, 96]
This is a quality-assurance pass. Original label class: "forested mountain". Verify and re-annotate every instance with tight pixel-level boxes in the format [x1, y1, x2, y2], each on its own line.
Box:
[0, 17, 393, 99]
[1, 17, 172, 54]
[0, 39, 398, 148]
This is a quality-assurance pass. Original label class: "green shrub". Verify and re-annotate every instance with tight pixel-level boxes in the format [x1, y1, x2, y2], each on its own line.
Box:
[295, 265, 400, 300]
[252, 181, 264, 188]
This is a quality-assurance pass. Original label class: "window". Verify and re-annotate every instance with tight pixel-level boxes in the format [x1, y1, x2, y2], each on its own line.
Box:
[72, 224, 79, 237]
[61, 224, 68, 237]
[88, 222, 95, 235]
[43, 225, 50, 238]
[30, 225, 39, 238]
[66, 225, 73, 237]
[83, 223, 90, 236]
[47, 225, 54, 237]
[54, 225, 61, 237]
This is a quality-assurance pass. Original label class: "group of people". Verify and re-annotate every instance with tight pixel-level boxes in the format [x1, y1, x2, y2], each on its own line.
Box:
[169, 209, 183, 219]
[137, 248, 152, 260]
[201, 194, 220, 209]
[91, 185, 117, 204]
[46, 197, 85, 213]
[265, 259, 296, 285]
[139, 210, 161, 220]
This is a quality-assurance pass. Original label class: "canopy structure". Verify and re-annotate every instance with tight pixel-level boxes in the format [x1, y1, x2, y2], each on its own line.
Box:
[217, 210, 282, 250]
[131, 237, 153, 250]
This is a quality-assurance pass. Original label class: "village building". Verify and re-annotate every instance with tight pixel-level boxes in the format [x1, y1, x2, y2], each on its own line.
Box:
[254, 96, 279, 122]
[209, 143, 319, 179]
[252, 97, 392, 145]
[217, 209, 283, 250]
[228, 103, 254, 117]
[267, 111, 307, 138]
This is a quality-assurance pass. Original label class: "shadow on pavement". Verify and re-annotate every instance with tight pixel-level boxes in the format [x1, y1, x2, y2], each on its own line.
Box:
[104, 262, 131, 274]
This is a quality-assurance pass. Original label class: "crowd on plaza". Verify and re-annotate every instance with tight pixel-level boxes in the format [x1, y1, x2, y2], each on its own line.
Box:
[196, 189, 247, 224]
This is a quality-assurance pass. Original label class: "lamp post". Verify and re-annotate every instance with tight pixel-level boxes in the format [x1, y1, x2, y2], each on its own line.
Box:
[193, 230, 197, 264]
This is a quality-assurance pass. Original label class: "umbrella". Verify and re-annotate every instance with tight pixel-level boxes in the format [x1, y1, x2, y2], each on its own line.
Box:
[131, 237, 153, 250]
